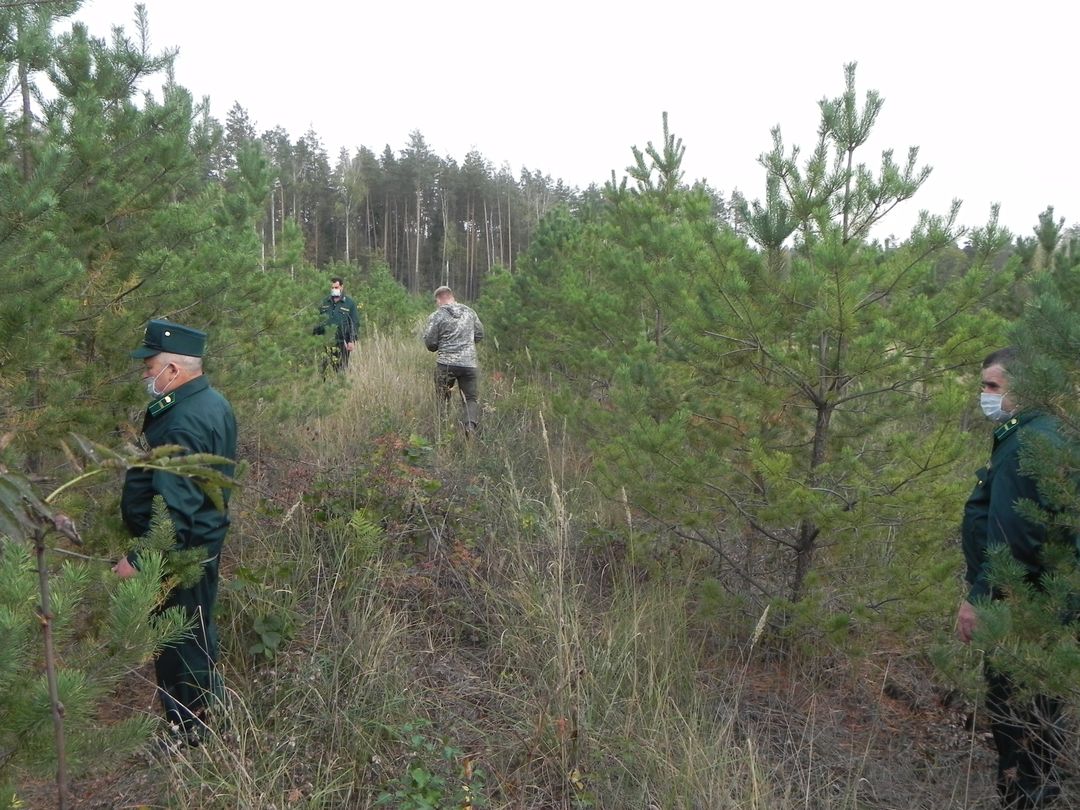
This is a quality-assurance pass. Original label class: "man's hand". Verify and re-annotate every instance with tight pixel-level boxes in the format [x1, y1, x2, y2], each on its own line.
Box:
[346, 342, 355, 352]
[112, 556, 138, 579]
[956, 600, 978, 643]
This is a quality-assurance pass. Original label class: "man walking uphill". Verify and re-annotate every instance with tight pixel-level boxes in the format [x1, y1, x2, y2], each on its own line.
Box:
[314, 276, 361, 372]
[113, 319, 237, 744]
[423, 285, 484, 436]
[956, 347, 1076, 809]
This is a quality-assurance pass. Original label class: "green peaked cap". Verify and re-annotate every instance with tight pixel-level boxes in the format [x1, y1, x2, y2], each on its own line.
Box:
[131, 319, 207, 358]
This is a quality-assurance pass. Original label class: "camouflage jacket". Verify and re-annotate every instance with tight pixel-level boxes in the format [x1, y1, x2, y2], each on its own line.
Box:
[423, 303, 484, 368]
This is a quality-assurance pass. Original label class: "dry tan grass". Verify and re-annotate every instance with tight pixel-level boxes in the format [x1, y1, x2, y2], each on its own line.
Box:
[140, 333, 1021, 810]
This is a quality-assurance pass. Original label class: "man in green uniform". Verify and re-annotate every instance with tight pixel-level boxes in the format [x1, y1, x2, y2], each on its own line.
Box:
[957, 347, 1073, 808]
[314, 276, 362, 372]
[113, 319, 237, 743]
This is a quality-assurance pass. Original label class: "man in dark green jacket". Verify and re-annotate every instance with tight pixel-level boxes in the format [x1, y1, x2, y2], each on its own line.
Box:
[957, 347, 1070, 809]
[113, 319, 237, 744]
[314, 276, 362, 372]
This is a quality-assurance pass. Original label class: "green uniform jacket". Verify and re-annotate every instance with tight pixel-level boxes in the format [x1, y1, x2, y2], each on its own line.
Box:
[316, 294, 362, 345]
[121, 376, 237, 555]
[961, 410, 1062, 602]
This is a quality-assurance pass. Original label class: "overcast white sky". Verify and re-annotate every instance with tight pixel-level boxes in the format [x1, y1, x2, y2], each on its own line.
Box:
[71, 0, 1079, 241]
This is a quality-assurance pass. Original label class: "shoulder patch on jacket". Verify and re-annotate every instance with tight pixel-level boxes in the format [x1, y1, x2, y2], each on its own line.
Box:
[147, 393, 177, 417]
[993, 417, 1020, 442]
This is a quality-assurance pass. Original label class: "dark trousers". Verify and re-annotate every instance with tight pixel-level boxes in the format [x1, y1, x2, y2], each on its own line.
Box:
[435, 363, 480, 432]
[156, 574, 221, 737]
[986, 665, 1064, 807]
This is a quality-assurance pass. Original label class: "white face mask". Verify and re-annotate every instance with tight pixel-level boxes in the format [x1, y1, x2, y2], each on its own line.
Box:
[145, 364, 175, 398]
[330, 287, 342, 298]
[980, 392, 1010, 422]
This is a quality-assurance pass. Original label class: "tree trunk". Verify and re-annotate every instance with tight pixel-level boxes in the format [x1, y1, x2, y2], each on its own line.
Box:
[35, 530, 69, 810]
[279, 184, 286, 252]
[384, 195, 392, 272]
[496, 196, 505, 268]
[470, 213, 477, 298]
[442, 190, 449, 289]
[414, 188, 422, 293]
[464, 206, 470, 297]
[269, 194, 276, 260]
[506, 190, 513, 272]
[366, 195, 375, 253]
[790, 401, 832, 600]
[483, 200, 492, 275]
[344, 197, 351, 265]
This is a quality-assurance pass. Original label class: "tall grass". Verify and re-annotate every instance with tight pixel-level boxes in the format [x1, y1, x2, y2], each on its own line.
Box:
[148, 334, 1004, 809]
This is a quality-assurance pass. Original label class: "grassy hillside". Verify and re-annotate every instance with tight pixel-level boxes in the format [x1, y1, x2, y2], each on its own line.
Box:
[16, 333, 1065, 809]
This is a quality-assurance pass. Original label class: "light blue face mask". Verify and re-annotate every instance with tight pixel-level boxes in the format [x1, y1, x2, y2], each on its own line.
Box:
[980, 392, 1010, 422]
[145, 364, 175, 398]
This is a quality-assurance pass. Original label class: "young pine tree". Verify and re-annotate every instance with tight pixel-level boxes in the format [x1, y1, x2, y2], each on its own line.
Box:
[0, 477, 188, 808]
[977, 210, 1080, 702]
[0, 8, 320, 468]
[492, 65, 1026, 643]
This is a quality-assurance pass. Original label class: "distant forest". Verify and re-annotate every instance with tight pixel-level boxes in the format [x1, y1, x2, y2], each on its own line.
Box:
[222, 108, 731, 298]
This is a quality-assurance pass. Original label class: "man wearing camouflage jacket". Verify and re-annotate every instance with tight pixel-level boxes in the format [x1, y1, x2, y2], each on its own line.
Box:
[422, 286, 484, 435]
